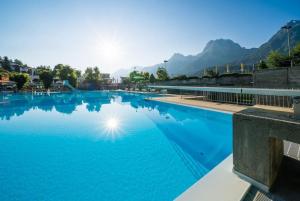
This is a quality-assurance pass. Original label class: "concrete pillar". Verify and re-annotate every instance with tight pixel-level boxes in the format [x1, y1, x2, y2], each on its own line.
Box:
[233, 108, 300, 192]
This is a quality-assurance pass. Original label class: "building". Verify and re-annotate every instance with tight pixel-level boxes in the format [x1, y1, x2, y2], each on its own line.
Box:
[0, 70, 9, 82]
[0, 69, 16, 91]
[120, 76, 130, 84]
[27, 68, 40, 83]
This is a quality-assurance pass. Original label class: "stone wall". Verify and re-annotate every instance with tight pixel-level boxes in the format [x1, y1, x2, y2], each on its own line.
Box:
[217, 74, 253, 86]
[288, 67, 300, 88]
[253, 66, 300, 89]
[153, 74, 253, 87]
[151, 66, 300, 89]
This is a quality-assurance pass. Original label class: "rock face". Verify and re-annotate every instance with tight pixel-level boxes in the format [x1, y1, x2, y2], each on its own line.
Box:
[186, 39, 256, 75]
[113, 20, 300, 78]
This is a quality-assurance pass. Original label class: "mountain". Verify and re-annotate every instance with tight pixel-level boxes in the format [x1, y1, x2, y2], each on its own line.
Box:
[143, 53, 199, 76]
[241, 20, 300, 64]
[112, 40, 251, 78]
[113, 20, 300, 79]
[185, 39, 257, 75]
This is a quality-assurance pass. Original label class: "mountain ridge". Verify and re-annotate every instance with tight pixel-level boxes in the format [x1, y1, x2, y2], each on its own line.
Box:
[113, 20, 300, 79]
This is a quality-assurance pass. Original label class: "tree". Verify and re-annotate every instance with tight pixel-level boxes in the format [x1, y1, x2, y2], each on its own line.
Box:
[129, 70, 145, 83]
[39, 71, 53, 89]
[53, 64, 64, 78]
[36, 66, 51, 75]
[14, 59, 23, 66]
[53, 64, 78, 87]
[293, 43, 300, 66]
[75, 70, 81, 78]
[9, 73, 29, 90]
[84, 67, 101, 82]
[156, 67, 169, 81]
[257, 60, 268, 69]
[149, 73, 156, 83]
[93, 67, 101, 81]
[129, 70, 138, 82]
[143, 72, 150, 81]
[68, 70, 78, 87]
[173, 75, 187, 80]
[2, 56, 11, 71]
[84, 67, 94, 81]
[204, 69, 218, 78]
[267, 51, 290, 67]
[58, 65, 72, 80]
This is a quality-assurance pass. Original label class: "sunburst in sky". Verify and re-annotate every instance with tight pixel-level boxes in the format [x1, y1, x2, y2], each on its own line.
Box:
[1, 0, 300, 73]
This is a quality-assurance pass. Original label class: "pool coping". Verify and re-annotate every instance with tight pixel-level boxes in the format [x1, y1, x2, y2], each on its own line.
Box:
[175, 155, 251, 201]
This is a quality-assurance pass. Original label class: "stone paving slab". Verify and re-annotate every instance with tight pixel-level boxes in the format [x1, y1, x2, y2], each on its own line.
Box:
[151, 95, 293, 113]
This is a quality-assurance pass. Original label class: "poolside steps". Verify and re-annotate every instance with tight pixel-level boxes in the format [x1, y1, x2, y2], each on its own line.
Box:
[284, 141, 300, 161]
[242, 186, 272, 201]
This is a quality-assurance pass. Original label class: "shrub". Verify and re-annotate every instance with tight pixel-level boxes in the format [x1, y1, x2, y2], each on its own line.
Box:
[9, 73, 30, 90]
[39, 71, 53, 89]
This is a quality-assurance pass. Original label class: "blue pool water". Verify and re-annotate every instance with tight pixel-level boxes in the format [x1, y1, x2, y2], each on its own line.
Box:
[0, 91, 232, 201]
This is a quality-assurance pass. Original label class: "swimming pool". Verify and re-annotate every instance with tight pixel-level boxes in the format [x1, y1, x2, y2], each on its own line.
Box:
[0, 91, 232, 201]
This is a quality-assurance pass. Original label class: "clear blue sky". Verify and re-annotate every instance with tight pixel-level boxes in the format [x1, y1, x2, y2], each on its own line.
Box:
[1, 0, 300, 73]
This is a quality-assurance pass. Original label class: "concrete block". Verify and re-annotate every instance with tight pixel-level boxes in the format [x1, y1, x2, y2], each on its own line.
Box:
[233, 108, 300, 191]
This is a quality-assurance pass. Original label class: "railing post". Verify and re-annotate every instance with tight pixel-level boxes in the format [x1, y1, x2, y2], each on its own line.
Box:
[293, 97, 300, 119]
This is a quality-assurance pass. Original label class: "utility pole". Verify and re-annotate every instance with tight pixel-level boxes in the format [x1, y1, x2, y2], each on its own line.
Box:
[281, 25, 292, 68]
[164, 60, 168, 69]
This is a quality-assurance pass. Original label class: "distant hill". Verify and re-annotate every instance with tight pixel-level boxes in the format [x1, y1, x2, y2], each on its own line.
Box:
[113, 20, 300, 78]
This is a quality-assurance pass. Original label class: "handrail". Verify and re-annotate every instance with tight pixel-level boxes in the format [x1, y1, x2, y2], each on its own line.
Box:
[147, 85, 300, 97]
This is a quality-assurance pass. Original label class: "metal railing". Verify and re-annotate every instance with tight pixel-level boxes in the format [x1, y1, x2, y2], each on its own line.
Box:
[147, 85, 300, 108]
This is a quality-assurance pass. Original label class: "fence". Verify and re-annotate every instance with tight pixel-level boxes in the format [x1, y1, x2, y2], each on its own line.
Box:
[148, 85, 300, 108]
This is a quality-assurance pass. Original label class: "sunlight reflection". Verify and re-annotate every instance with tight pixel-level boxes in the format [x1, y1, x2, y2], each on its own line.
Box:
[106, 117, 119, 130]
[99, 116, 124, 140]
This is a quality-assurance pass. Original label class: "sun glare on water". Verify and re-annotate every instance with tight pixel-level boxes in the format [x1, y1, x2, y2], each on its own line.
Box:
[98, 116, 124, 140]
[106, 117, 119, 130]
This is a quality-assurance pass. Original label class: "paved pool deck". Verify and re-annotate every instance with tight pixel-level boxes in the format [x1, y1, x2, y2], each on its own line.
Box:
[151, 94, 293, 113]
[149, 95, 298, 201]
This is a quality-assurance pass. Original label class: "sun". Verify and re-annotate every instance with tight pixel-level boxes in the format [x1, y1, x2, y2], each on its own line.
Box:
[100, 39, 122, 60]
